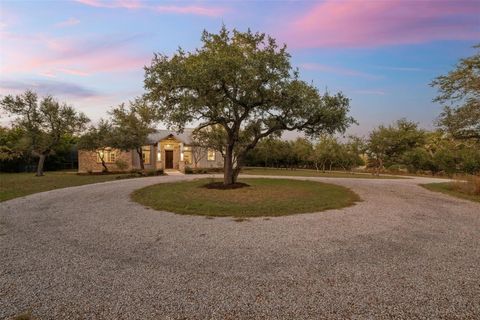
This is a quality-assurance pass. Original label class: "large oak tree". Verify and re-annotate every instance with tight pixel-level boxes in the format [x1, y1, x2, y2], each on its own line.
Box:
[1, 91, 89, 176]
[145, 27, 355, 185]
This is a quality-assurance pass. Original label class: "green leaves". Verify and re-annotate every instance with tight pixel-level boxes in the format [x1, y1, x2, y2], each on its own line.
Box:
[108, 96, 159, 152]
[431, 44, 480, 141]
[0, 90, 89, 156]
[144, 26, 355, 183]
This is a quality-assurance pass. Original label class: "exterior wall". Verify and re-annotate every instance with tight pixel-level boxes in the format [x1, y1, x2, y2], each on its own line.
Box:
[78, 149, 133, 173]
[187, 147, 223, 169]
[131, 145, 156, 170]
[78, 138, 224, 173]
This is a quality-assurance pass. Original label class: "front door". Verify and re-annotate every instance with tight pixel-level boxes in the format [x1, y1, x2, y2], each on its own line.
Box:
[165, 150, 174, 169]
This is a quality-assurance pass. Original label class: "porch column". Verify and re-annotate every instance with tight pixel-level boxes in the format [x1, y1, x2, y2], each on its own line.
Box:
[179, 142, 185, 172]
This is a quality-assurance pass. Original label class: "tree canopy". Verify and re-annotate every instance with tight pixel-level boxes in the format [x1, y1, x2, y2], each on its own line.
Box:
[145, 26, 355, 184]
[431, 44, 480, 141]
[109, 97, 160, 171]
[0, 90, 89, 176]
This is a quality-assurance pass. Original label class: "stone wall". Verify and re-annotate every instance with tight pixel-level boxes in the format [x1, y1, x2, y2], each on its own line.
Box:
[78, 150, 133, 173]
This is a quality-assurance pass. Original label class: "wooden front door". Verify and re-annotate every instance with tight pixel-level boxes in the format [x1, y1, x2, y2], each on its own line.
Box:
[165, 150, 174, 169]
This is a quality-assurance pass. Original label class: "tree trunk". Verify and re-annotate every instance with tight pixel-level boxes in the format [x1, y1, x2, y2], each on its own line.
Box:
[223, 144, 235, 185]
[98, 152, 108, 172]
[137, 148, 145, 171]
[101, 160, 108, 172]
[36, 153, 47, 176]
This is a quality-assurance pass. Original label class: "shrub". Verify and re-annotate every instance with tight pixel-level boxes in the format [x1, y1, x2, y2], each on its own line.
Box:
[145, 169, 157, 176]
[115, 159, 128, 171]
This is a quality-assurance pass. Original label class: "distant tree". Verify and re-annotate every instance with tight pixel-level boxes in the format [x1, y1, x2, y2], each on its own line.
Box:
[292, 138, 313, 168]
[109, 97, 159, 171]
[431, 44, 480, 141]
[78, 120, 114, 172]
[310, 136, 339, 172]
[402, 147, 435, 174]
[366, 119, 425, 174]
[336, 136, 365, 172]
[145, 26, 354, 185]
[0, 91, 89, 176]
[0, 126, 24, 161]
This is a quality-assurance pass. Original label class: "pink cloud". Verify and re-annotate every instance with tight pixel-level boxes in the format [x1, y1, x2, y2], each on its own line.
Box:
[1, 32, 150, 77]
[75, 0, 226, 16]
[283, 0, 480, 48]
[154, 5, 225, 17]
[75, 0, 143, 9]
[54, 17, 80, 28]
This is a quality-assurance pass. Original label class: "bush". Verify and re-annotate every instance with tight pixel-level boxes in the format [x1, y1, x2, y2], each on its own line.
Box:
[115, 159, 128, 171]
[144, 169, 164, 176]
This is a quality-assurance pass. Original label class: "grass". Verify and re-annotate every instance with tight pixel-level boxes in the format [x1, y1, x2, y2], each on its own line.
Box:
[0, 171, 138, 202]
[132, 178, 361, 217]
[241, 167, 405, 179]
[422, 177, 480, 203]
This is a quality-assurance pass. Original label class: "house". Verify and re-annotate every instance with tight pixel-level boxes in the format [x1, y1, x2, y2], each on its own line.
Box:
[78, 129, 224, 173]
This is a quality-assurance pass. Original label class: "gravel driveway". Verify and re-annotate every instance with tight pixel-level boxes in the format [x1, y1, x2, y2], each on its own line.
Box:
[1, 174, 479, 319]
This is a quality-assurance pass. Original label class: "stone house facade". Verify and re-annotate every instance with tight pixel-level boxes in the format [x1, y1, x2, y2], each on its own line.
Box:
[78, 129, 224, 173]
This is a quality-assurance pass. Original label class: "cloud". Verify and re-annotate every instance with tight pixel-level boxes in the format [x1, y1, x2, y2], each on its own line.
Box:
[75, 0, 143, 9]
[0, 79, 100, 98]
[283, 0, 480, 48]
[154, 5, 225, 17]
[300, 63, 380, 79]
[1, 32, 151, 77]
[55, 17, 80, 28]
[75, 0, 226, 16]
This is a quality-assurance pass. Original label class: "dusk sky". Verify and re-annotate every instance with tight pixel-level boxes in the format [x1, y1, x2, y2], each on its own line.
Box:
[1, 0, 479, 136]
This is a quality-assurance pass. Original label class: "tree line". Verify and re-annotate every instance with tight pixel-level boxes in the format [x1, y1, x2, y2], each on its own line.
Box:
[245, 118, 480, 176]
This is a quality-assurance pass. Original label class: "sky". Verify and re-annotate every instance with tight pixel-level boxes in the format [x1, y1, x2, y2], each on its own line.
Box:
[0, 0, 479, 137]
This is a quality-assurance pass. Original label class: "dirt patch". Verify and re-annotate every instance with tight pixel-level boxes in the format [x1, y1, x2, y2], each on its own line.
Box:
[202, 182, 250, 190]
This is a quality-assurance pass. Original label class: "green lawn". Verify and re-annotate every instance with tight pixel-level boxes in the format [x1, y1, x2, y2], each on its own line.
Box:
[0, 171, 136, 202]
[132, 178, 361, 217]
[422, 182, 480, 203]
[241, 167, 405, 179]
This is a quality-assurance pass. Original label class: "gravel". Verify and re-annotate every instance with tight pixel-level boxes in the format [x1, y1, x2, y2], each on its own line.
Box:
[1, 174, 479, 319]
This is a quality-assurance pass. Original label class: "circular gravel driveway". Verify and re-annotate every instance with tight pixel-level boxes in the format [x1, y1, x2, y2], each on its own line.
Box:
[1, 174, 479, 319]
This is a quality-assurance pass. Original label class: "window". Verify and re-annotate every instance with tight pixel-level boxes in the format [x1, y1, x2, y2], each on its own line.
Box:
[96, 149, 116, 163]
[142, 146, 151, 165]
[207, 148, 216, 161]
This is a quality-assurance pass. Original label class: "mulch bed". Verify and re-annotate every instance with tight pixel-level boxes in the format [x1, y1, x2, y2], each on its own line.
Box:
[202, 182, 250, 190]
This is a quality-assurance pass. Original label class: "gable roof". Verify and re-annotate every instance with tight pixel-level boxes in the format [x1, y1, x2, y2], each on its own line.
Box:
[147, 128, 195, 144]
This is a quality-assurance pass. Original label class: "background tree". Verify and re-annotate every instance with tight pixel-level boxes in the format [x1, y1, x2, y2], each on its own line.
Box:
[145, 27, 355, 185]
[292, 138, 313, 169]
[431, 44, 480, 141]
[0, 126, 24, 162]
[109, 97, 159, 171]
[78, 120, 114, 172]
[366, 119, 425, 174]
[0, 91, 89, 176]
